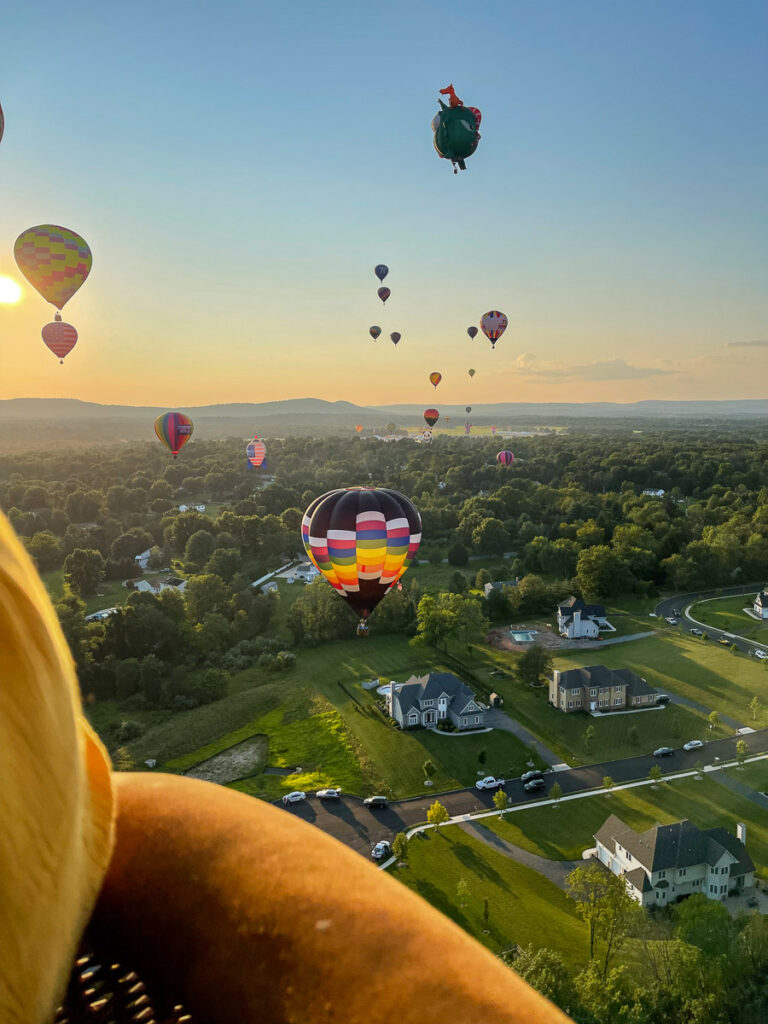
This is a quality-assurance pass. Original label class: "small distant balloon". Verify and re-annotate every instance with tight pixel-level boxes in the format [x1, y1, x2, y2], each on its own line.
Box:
[424, 408, 439, 427]
[246, 436, 267, 468]
[378, 287, 390, 304]
[42, 316, 77, 363]
[465, 406, 471, 414]
[374, 264, 389, 282]
[481, 311, 508, 349]
[355, 424, 363, 433]
[369, 325, 382, 340]
[467, 326, 478, 340]
[155, 412, 193, 459]
[429, 371, 442, 389]
[468, 368, 475, 378]
[497, 450, 514, 466]
[491, 426, 497, 435]
[390, 332, 401, 346]
[0, 102, 4, 144]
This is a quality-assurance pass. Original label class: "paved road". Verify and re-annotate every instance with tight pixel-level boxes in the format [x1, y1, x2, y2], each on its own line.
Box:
[280, 728, 768, 858]
[655, 584, 765, 656]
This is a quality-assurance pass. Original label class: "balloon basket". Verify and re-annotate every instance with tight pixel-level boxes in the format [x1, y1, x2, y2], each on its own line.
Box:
[356, 620, 370, 638]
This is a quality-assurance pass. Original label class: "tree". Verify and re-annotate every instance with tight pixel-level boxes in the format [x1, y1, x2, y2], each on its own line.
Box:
[426, 800, 450, 830]
[25, 530, 64, 571]
[673, 893, 735, 957]
[447, 542, 468, 566]
[512, 946, 575, 1008]
[583, 724, 596, 755]
[391, 832, 409, 863]
[184, 529, 217, 566]
[204, 546, 243, 583]
[708, 709, 720, 732]
[602, 775, 615, 795]
[482, 896, 489, 927]
[456, 878, 470, 905]
[472, 517, 509, 556]
[749, 695, 762, 722]
[475, 568, 491, 589]
[63, 548, 105, 596]
[736, 738, 749, 767]
[493, 789, 509, 812]
[449, 570, 469, 594]
[183, 573, 230, 623]
[566, 862, 619, 961]
[694, 759, 704, 778]
[516, 644, 553, 688]
[423, 759, 436, 782]
[649, 764, 663, 785]
[576, 544, 633, 599]
[550, 781, 562, 806]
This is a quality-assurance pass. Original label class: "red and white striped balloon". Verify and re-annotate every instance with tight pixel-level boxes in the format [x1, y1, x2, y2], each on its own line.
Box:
[42, 318, 78, 363]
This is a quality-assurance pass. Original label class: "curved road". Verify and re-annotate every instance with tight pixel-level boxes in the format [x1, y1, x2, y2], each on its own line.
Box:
[655, 583, 765, 655]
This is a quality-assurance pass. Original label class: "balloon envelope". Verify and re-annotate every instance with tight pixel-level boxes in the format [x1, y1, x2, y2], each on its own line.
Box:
[481, 311, 508, 348]
[467, 326, 478, 339]
[390, 332, 401, 345]
[14, 225, 92, 310]
[301, 487, 422, 621]
[468, 368, 475, 378]
[155, 412, 193, 458]
[497, 450, 515, 466]
[374, 264, 389, 282]
[355, 424, 363, 432]
[0, 102, 4, 143]
[246, 436, 266, 467]
[429, 371, 442, 388]
[465, 406, 471, 414]
[424, 408, 439, 427]
[41, 319, 77, 363]
[369, 325, 381, 340]
[377, 287, 390, 303]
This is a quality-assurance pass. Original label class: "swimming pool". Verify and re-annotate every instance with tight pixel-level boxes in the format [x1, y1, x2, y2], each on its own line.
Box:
[510, 630, 537, 643]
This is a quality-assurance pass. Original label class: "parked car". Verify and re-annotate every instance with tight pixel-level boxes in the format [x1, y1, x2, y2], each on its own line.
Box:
[747, 895, 759, 908]
[282, 791, 306, 805]
[718, 637, 731, 646]
[648, 612, 658, 618]
[755, 649, 768, 660]
[653, 747, 675, 757]
[665, 617, 678, 625]
[655, 694, 671, 705]
[316, 787, 341, 799]
[523, 778, 546, 793]
[683, 740, 704, 751]
[371, 840, 391, 860]
[689, 628, 703, 636]
[363, 795, 388, 808]
[476, 775, 505, 791]
[521, 769, 544, 783]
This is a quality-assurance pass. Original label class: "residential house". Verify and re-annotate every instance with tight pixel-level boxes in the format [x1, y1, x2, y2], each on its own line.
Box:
[85, 607, 118, 622]
[279, 561, 321, 584]
[557, 596, 609, 639]
[160, 576, 187, 593]
[134, 548, 152, 570]
[594, 813, 755, 906]
[549, 665, 657, 713]
[178, 504, 206, 513]
[642, 489, 665, 498]
[483, 579, 519, 597]
[387, 672, 485, 731]
[753, 588, 768, 620]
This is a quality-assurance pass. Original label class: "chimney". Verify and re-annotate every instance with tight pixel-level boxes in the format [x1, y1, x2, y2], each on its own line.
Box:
[737, 823, 747, 845]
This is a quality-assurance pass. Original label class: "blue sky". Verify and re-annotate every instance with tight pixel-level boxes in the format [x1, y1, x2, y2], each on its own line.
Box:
[0, 0, 766, 405]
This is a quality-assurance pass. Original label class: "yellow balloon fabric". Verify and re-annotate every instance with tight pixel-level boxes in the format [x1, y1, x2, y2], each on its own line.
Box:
[0, 512, 114, 1024]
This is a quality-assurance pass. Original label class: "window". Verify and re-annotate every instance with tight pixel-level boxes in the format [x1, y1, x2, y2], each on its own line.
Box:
[713, 867, 719, 875]
[614, 697, 622, 705]
[657, 871, 665, 879]
[678, 868, 687, 878]
[627, 853, 632, 862]
[720, 885, 727, 894]
[461, 717, 467, 726]
[568, 701, 573, 709]
[590, 688, 597, 697]
[571, 688, 580, 695]
[474, 715, 480, 724]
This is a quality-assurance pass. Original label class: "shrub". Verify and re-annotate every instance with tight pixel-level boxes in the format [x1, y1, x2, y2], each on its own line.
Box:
[116, 720, 145, 742]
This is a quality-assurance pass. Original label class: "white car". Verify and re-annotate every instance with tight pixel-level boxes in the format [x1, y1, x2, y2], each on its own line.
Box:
[282, 790, 306, 805]
[316, 787, 341, 799]
[683, 740, 704, 752]
[755, 650, 768, 660]
[665, 617, 678, 625]
[476, 775, 505, 791]
[371, 840, 391, 860]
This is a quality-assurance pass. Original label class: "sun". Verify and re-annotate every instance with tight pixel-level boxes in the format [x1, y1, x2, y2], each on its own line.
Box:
[0, 276, 22, 304]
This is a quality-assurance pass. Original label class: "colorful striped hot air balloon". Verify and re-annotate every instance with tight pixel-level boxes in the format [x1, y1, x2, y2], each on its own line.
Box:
[246, 436, 267, 468]
[481, 311, 508, 349]
[14, 225, 92, 310]
[497, 450, 515, 466]
[424, 408, 439, 427]
[355, 424, 363, 433]
[41, 315, 77, 363]
[154, 412, 193, 459]
[301, 487, 422, 627]
[429, 372, 442, 389]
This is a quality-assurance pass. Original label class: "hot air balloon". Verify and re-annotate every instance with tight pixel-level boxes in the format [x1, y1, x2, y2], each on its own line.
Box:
[155, 412, 193, 459]
[378, 287, 390, 304]
[468, 368, 475, 378]
[467, 326, 478, 340]
[374, 265, 389, 282]
[355, 424, 363, 433]
[390, 332, 401, 346]
[246, 436, 267, 468]
[41, 316, 77, 363]
[0, 102, 4, 144]
[432, 85, 481, 173]
[369, 325, 381, 340]
[429, 371, 442, 389]
[301, 487, 422, 630]
[491, 426, 497, 435]
[497, 450, 514, 466]
[14, 225, 92, 311]
[481, 311, 508, 349]
[465, 406, 472, 414]
[424, 408, 439, 427]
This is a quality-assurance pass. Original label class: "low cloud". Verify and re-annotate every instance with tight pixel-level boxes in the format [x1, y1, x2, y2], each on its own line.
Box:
[510, 354, 679, 381]
[727, 340, 768, 348]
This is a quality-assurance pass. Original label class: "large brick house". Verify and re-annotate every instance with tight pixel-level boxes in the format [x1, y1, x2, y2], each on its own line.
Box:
[387, 673, 484, 731]
[548, 665, 657, 713]
[594, 813, 755, 906]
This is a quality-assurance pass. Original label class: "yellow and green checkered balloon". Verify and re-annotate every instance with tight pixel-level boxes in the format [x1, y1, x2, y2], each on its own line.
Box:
[14, 224, 92, 310]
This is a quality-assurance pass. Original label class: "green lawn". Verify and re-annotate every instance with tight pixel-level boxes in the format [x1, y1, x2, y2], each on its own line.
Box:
[392, 827, 589, 965]
[484, 774, 768, 878]
[409, 558, 513, 594]
[690, 595, 768, 642]
[725, 759, 768, 794]
[40, 569, 139, 614]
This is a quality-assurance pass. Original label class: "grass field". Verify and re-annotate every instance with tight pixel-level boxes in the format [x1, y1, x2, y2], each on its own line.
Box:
[484, 774, 768, 877]
[690, 595, 768, 642]
[725, 760, 768, 793]
[409, 558, 513, 594]
[391, 827, 589, 965]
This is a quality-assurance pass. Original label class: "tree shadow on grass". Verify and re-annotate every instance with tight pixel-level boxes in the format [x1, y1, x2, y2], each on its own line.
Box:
[413, 879, 474, 934]
[445, 835, 510, 890]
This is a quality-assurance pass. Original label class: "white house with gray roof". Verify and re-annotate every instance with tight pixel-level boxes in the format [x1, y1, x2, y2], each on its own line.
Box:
[557, 596, 609, 639]
[387, 673, 485, 730]
[753, 588, 768, 619]
[594, 814, 755, 907]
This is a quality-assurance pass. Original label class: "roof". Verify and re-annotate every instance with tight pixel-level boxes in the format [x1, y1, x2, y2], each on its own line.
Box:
[595, 814, 746, 874]
[755, 591, 768, 607]
[625, 867, 653, 894]
[555, 666, 651, 694]
[558, 596, 606, 619]
[391, 672, 477, 719]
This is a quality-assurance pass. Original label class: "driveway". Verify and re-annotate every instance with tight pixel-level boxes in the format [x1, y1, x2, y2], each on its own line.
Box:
[458, 819, 581, 889]
[484, 708, 567, 769]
